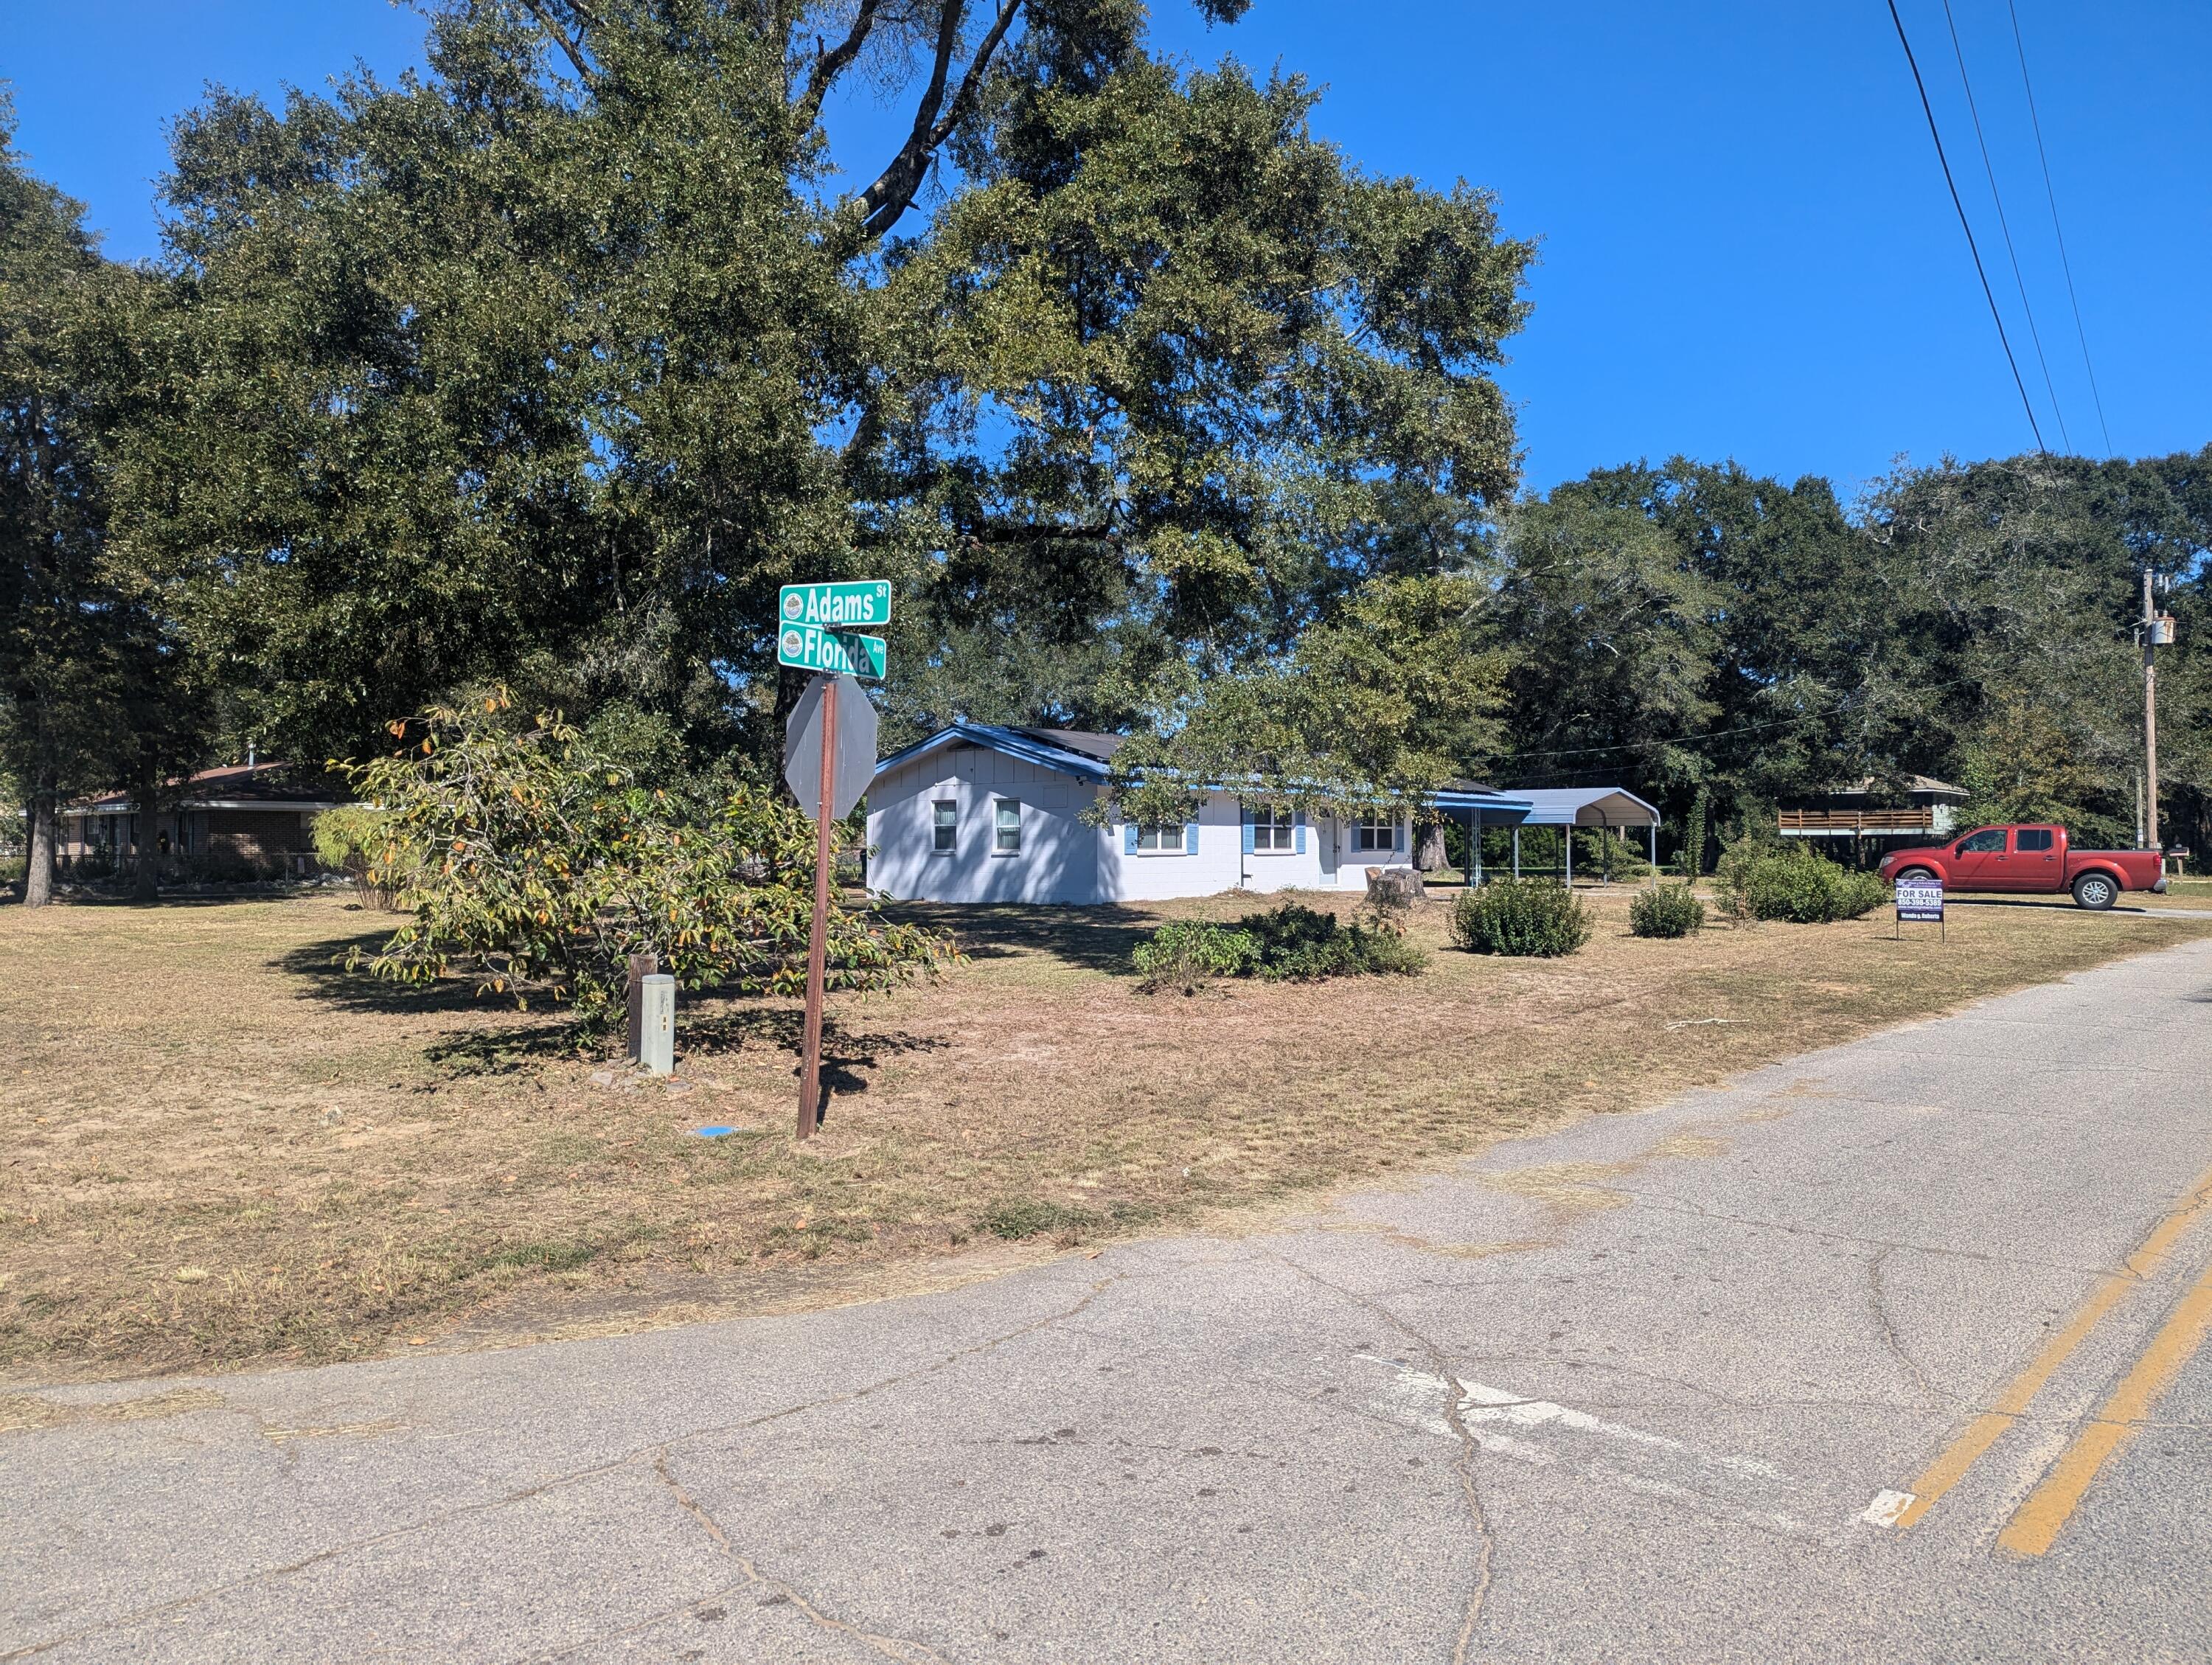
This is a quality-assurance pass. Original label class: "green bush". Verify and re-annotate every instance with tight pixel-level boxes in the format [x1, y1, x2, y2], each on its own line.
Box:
[1130, 902, 1425, 990]
[1718, 844, 1888, 923]
[1629, 882, 1705, 939]
[1450, 879, 1592, 957]
[1573, 828, 1652, 883]
[1130, 920, 1262, 986]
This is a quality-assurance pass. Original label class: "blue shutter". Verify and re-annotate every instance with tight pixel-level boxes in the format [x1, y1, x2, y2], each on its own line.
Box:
[1184, 820, 1200, 855]
[1393, 817, 1406, 852]
[1241, 809, 1256, 855]
[1293, 810, 1307, 855]
[1122, 821, 1139, 855]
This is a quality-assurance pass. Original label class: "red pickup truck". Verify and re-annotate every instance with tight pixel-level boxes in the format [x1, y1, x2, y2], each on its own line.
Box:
[1877, 825, 2168, 910]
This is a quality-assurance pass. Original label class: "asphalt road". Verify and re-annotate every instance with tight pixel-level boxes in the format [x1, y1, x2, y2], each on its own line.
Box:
[9, 936, 2212, 1664]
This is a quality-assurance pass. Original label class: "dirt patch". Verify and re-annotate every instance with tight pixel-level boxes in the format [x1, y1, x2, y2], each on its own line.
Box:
[4, 885, 2205, 1382]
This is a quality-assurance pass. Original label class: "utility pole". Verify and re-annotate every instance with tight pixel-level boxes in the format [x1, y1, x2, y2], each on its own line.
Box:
[2140, 566, 2174, 858]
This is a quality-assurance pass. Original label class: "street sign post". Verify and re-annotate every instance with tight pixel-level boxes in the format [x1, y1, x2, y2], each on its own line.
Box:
[777, 621, 886, 680]
[779, 586, 891, 1140]
[1896, 878, 1944, 941]
[780, 579, 891, 629]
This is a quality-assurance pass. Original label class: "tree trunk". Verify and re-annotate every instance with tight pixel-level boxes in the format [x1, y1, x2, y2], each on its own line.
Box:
[133, 748, 160, 903]
[1413, 822, 1449, 872]
[24, 777, 57, 908]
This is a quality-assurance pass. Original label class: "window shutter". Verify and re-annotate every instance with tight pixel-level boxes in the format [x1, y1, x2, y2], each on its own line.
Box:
[1123, 822, 1139, 855]
[1294, 810, 1307, 855]
[1393, 818, 1405, 852]
[1184, 821, 1200, 855]
[1241, 810, 1256, 855]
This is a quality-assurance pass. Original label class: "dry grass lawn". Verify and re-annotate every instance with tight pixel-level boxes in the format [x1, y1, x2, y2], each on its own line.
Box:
[4, 883, 2206, 1384]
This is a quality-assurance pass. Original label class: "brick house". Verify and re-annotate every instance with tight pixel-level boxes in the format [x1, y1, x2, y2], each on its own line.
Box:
[58, 762, 355, 878]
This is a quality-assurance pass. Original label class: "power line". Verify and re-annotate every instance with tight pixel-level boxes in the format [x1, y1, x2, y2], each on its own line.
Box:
[1940, 0, 2070, 452]
[1884, 0, 2048, 454]
[2006, 0, 2115, 456]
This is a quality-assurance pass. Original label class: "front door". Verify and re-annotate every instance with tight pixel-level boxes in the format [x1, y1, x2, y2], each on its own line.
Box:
[1948, 826, 2011, 890]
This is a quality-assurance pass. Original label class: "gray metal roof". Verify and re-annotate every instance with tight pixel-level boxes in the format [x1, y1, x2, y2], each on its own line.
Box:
[1505, 787, 1662, 827]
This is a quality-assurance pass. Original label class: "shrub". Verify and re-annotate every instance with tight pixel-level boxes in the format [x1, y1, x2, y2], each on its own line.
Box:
[1573, 828, 1652, 883]
[1130, 920, 1262, 987]
[342, 691, 958, 1026]
[313, 804, 412, 909]
[1130, 902, 1425, 990]
[1718, 844, 1888, 924]
[1629, 882, 1705, 939]
[1450, 879, 1592, 957]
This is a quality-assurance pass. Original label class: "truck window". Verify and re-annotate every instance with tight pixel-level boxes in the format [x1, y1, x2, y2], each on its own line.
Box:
[1956, 829, 2007, 854]
[2016, 828, 2054, 852]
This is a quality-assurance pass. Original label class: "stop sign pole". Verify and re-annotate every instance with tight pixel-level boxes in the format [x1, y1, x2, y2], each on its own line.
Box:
[797, 675, 836, 1140]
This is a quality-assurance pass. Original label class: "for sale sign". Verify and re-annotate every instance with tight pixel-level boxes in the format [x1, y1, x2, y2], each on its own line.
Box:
[1896, 880, 1944, 923]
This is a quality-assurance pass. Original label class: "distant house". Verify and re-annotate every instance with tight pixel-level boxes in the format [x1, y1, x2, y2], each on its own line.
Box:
[864, 723, 1536, 906]
[58, 763, 353, 878]
[1776, 776, 1966, 845]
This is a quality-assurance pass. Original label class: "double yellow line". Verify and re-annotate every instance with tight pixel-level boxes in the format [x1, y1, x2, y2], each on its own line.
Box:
[1893, 1158, 2212, 1554]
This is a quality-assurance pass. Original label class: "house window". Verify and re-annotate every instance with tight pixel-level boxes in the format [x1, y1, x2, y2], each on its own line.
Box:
[1354, 815, 1395, 852]
[1135, 823, 1186, 852]
[1252, 806, 1295, 852]
[994, 799, 1022, 854]
[932, 800, 957, 854]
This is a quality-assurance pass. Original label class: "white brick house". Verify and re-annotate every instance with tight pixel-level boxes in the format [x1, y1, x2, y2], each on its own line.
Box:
[863, 723, 1533, 906]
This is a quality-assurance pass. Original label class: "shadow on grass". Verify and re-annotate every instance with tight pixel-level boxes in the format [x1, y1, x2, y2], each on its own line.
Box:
[888, 903, 1152, 975]
[681, 1009, 949, 1096]
[273, 931, 501, 1017]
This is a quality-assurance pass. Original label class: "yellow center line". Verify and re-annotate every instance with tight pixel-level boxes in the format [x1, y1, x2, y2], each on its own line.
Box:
[1997, 1255, 2212, 1556]
[1892, 1158, 2212, 1532]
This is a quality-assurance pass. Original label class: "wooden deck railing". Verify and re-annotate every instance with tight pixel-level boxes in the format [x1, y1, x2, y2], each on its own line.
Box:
[1778, 807, 1940, 835]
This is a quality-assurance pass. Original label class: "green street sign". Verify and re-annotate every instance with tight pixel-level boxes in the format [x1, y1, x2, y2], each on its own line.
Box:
[778, 621, 886, 680]
[779, 579, 891, 630]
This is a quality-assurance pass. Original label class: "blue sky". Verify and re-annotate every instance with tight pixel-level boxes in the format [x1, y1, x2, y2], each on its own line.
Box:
[5, 1, 2205, 496]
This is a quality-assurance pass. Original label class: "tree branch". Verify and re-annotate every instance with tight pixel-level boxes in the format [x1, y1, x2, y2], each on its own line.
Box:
[518, 0, 599, 86]
[795, 0, 881, 127]
[858, 0, 1021, 239]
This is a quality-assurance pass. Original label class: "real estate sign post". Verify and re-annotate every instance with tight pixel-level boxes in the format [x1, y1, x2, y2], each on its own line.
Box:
[780, 585, 891, 1140]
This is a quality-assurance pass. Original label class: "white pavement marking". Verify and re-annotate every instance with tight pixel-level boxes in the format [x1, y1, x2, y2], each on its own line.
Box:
[1360, 1355, 1815, 1537]
[1860, 1489, 1916, 1528]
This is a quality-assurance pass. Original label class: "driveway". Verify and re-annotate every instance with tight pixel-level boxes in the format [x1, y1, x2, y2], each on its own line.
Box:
[7, 938, 2212, 1663]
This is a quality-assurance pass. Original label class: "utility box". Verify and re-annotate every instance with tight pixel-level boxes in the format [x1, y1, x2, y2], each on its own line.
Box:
[639, 974, 675, 1076]
[2147, 614, 2177, 647]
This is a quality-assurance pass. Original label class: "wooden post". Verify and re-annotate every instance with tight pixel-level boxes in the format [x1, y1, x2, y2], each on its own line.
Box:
[797, 675, 837, 1140]
[625, 951, 658, 1063]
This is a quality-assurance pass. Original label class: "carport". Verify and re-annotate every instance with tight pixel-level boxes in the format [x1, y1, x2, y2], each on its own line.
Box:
[1428, 784, 1535, 885]
[1503, 787, 1663, 885]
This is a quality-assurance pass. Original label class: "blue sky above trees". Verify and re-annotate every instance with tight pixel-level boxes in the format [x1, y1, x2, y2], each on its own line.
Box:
[6, 0, 2205, 494]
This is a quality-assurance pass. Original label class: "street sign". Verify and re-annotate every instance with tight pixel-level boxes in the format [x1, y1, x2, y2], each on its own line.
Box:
[779, 579, 891, 630]
[777, 621, 886, 680]
[784, 673, 878, 821]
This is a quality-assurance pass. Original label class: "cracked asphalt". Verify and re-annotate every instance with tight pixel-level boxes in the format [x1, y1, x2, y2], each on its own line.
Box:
[8, 936, 2212, 1663]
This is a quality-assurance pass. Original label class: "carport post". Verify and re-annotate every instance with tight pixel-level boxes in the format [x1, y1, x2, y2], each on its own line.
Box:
[1468, 810, 1482, 886]
[1512, 827, 1520, 879]
[1648, 822, 1658, 873]
[1565, 827, 1573, 888]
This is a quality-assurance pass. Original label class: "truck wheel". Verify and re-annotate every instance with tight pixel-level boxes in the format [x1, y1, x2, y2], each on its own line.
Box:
[1893, 867, 1936, 886]
[2072, 872, 2118, 911]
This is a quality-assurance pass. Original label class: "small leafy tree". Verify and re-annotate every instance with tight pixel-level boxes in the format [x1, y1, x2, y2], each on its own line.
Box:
[311, 804, 410, 910]
[344, 693, 955, 1025]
